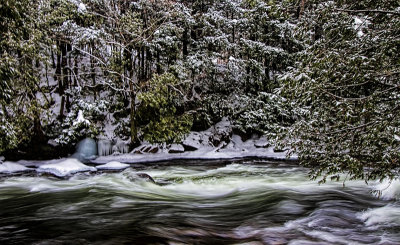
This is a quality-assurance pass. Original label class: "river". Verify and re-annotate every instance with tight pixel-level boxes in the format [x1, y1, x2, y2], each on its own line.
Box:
[0, 159, 399, 244]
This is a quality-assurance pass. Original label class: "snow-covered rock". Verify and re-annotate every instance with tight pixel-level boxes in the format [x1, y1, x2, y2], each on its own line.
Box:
[0, 156, 4, 162]
[168, 144, 185, 154]
[132, 144, 160, 154]
[0, 162, 30, 173]
[96, 161, 130, 170]
[182, 132, 211, 151]
[206, 117, 232, 146]
[254, 136, 270, 148]
[37, 158, 96, 177]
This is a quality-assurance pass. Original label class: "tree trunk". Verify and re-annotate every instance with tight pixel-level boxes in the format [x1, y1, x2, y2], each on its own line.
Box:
[129, 81, 138, 146]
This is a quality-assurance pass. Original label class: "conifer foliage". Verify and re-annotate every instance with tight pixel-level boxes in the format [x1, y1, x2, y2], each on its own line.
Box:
[1, 0, 399, 181]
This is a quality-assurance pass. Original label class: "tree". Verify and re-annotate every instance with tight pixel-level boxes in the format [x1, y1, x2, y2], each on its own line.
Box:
[0, 0, 49, 153]
[137, 73, 193, 144]
[281, 0, 400, 182]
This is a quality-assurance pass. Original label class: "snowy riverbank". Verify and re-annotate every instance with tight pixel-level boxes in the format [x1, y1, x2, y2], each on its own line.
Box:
[93, 135, 297, 164]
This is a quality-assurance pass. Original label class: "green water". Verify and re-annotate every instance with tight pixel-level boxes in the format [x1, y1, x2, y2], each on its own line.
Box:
[0, 160, 399, 244]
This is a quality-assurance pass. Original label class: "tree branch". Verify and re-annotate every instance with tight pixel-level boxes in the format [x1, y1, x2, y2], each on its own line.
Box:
[335, 8, 400, 16]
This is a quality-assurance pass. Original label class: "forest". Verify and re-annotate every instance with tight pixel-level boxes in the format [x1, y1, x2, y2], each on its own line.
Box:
[1, 0, 399, 181]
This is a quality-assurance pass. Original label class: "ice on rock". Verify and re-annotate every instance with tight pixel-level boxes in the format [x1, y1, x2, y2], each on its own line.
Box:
[72, 138, 98, 162]
[0, 162, 29, 173]
[116, 141, 129, 154]
[96, 161, 130, 170]
[98, 139, 112, 156]
[37, 158, 96, 177]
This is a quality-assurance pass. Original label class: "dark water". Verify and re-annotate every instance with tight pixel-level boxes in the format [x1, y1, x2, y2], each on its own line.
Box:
[0, 160, 399, 244]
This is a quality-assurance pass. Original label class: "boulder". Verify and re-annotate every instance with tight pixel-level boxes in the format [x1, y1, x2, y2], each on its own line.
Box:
[273, 147, 287, 153]
[207, 117, 232, 146]
[122, 169, 156, 184]
[37, 158, 96, 177]
[182, 132, 208, 151]
[0, 161, 30, 173]
[168, 144, 185, 153]
[132, 144, 160, 154]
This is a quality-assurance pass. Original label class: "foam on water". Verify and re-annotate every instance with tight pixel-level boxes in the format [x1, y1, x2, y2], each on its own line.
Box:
[373, 179, 400, 200]
[0, 160, 399, 244]
[358, 205, 400, 226]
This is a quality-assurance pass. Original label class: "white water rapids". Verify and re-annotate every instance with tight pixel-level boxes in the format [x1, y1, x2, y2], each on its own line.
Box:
[0, 160, 399, 244]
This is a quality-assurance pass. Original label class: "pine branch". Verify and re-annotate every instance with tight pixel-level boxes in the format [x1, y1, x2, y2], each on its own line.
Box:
[335, 8, 400, 16]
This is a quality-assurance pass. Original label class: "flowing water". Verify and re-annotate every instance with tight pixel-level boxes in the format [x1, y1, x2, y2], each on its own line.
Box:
[0, 159, 399, 244]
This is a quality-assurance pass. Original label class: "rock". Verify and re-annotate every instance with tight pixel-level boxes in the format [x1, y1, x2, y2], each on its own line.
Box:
[0, 162, 30, 173]
[273, 147, 287, 153]
[132, 144, 160, 154]
[254, 136, 270, 148]
[137, 173, 156, 183]
[182, 132, 205, 151]
[122, 169, 156, 184]
[0, 156, 4, 162]
[37, 158, 96, 177]
[207, 117, 232, 146]
[168, 144, 185, 153]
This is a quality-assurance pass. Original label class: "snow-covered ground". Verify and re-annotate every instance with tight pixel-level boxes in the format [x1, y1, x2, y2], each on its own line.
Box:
[92, 134, 298, 164]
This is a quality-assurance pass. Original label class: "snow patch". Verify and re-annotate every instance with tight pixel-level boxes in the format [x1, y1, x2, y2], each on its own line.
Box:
[37, 158, 96, 177]
[169, 144, 185, 154]
[78, 3, 87, 13]
[96, 161, 130, 170]
[73, 110, 90, 126]
[0, 162, 30, 173]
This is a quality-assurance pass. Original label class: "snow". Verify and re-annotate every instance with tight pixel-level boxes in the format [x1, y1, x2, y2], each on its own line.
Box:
[78, 3, 87, 14]
[73, 110, 90, 126]
[0, 162, 30, 173]
[37, 158, 96, 177]
[93, 134, 297, 164]
[169, 144, 185, 153]
[96, 161, 130, 170]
